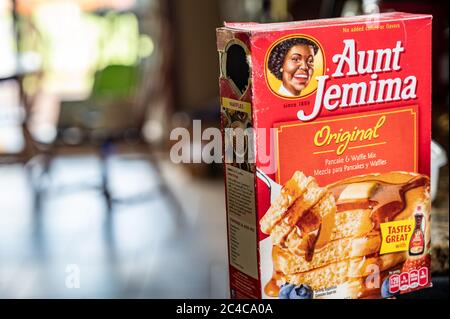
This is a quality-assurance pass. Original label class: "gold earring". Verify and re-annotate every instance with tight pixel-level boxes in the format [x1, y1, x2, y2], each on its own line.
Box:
[280, 68, 284, 72]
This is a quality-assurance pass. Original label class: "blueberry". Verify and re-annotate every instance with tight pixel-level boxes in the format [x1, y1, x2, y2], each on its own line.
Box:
[289, 284, 314, 299]
[381, 278, 398, 298]
[278, 283, 295, 299]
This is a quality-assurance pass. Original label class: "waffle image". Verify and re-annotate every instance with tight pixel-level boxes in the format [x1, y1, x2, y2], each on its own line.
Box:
[261, 171, 430, 299]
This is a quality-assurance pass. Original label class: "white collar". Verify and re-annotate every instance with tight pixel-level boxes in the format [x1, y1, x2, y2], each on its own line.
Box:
[278, 84, 296, 97]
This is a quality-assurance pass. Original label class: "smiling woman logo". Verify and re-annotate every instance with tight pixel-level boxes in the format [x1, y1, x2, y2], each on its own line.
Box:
[266, 35, 324, 99]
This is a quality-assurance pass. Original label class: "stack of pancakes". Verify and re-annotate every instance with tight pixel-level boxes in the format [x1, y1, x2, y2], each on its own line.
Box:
[260, 171, 430, 299]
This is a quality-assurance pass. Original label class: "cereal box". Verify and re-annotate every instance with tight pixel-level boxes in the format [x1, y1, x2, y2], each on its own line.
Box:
[217, 12, 432, 299]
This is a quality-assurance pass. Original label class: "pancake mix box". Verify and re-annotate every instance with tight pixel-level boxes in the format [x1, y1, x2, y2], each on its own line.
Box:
[216, 12, 432, 299]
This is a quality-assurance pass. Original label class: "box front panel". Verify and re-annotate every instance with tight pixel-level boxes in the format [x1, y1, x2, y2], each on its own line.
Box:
[251, 15, 432, 299]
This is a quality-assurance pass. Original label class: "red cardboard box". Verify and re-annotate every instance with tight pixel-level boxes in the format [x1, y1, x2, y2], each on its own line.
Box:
[217, 12, 432, 299]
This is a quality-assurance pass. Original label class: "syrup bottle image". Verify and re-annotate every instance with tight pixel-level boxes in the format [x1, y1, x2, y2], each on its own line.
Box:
[409, 206, 425, 256]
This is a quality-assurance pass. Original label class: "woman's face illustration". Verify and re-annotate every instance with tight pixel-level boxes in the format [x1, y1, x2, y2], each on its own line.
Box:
[281, 44, 315, 96]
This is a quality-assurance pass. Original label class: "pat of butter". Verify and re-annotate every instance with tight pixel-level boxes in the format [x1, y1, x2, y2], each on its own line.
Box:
[339, 182, 377, 201]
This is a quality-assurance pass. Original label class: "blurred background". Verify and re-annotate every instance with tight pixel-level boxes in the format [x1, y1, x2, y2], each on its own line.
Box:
[0, 0, 447, 298]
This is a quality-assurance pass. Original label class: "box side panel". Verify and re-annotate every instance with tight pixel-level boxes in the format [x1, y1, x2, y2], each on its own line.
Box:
[217, 29, 261, 299]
